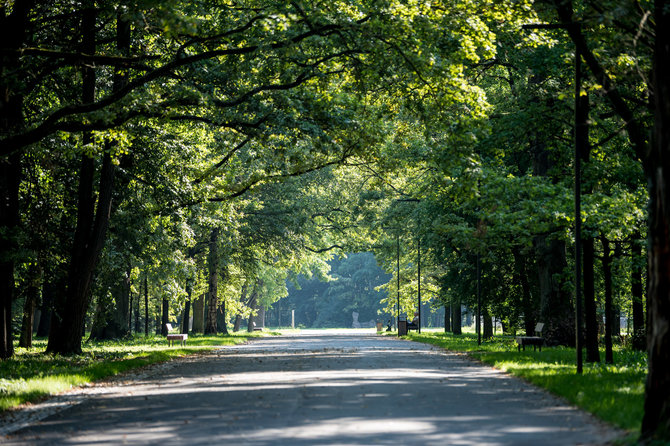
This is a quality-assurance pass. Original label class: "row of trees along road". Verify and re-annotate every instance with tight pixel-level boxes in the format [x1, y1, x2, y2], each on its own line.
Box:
[2, 0, 670, 441]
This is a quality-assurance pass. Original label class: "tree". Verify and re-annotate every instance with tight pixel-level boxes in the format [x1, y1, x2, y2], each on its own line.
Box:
[642, 0, 670, 439]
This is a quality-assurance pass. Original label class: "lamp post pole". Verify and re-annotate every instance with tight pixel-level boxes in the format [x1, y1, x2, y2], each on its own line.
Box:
[477, 253, 481, 345]
[397, 233, 401, 336]
[418, 236, 421, 334]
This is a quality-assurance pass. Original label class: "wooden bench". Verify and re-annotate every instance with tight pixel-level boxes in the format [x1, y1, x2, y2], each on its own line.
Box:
[515, 322, 544, 352]
[165, 323, 188, 347]
[406, 322, 419, 332]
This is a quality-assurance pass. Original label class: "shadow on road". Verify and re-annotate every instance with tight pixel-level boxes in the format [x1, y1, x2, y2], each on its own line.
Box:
[5, 333, 618, 445]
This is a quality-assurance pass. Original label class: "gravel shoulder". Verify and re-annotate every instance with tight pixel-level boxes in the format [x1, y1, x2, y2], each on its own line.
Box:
[2, 331, 624, 445]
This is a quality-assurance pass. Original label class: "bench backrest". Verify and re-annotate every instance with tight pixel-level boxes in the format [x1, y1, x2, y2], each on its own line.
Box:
[534, 322, 544, 335]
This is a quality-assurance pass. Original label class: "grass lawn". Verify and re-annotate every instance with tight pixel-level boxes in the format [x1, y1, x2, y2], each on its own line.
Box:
[404, 331, 646, 436]
[0, 332, 267, 413]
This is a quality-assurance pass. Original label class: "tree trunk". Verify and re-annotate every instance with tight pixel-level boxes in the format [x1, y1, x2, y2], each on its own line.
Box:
[584, 236, 600, 362]
[631, 234, 646, 351]
[482, 306, 493, 339]
[47, 6, 117, 354]
[161, 297, 168, 336]
[444, 304, 451, 332]
[534, 234, 575, 346]
[36, 278, 56, 337]
[641, 34, 670, 432]
[204, 228, 219, 335]
[532, 134, 575, 346]
[233, 314, 242, 332]
[88, 266, 131, 341]
[19, 261, 42, 348]
[154, 303, 160, 335]
[601, 236, 614, 364]
[452, 299, 462, 335]
[128, 285, 133, 334]
[181, 280, 192, 335]
[233, 285, 248, 332]
[144, 273, 149, 336]
[192, 293, 205, 333]
[0, 0, 33, 360]
[134, 285, 140, 334]
[247, 285, 258, 333]
[512, 248, 535, 336]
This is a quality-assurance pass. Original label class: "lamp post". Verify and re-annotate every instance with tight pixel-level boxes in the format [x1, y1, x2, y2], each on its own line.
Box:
[418, 236, 422, 333]
[523, 22, 584, 374]
[397, 232, 401, 336]
[477, 253, 481, 345]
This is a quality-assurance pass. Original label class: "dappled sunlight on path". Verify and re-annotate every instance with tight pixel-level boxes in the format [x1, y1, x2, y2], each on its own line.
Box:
[3, 331, 620, 445]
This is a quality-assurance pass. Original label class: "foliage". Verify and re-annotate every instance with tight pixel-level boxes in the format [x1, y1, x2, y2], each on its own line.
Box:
[279, 253, 391, 328]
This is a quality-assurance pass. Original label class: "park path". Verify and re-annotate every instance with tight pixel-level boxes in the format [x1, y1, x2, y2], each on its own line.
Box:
[2, 330, 621, 445]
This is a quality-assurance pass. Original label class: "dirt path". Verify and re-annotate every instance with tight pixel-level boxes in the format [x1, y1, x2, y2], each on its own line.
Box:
[2, 331, 621, 445]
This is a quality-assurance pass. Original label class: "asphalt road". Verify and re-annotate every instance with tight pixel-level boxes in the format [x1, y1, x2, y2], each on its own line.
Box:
[2, 330, 621, 445]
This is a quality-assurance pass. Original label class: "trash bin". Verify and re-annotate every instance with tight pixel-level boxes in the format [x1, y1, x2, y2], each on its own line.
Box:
[376, 322, 383, 332]
[398, 320, 408, 336]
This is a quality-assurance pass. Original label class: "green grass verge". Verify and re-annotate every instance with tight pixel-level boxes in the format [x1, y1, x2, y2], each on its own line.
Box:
[1, 332, 269, 413]
[405, 331, 646, 434]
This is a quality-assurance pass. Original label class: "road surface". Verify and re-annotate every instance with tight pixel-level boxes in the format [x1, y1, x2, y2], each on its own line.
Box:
[2, 330, 621, 445]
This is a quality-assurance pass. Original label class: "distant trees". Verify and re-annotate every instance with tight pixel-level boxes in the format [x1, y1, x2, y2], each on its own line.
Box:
[280, 253, 391, 328]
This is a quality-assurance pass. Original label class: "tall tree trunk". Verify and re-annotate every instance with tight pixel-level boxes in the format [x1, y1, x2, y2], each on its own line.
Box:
[154, 303, 160, 335]
[19, 260, 42, 348]
[247, 284, 259, 333]
[181, 279, 192, 335]
[144, 273, 149, 336]
[444, 303, 451, 332]
[534, 234, 575, 346]
[0, 1, 33, 359]
[512, 248, 535, 336]
[134, 285, 140, 334]
[36, 279, 54, 338]
[47, 6, 116, 354]
[233, 285, 248, 332]
[0, 153, 19, 358]
[583, 236, 600, 362]
[161, 297, 168, 336]
[88, 265, 131, 341]
[258, 307, 266, 329]
[192, 293, 205, 334]
[452, 298, 462, 335]
[532, 138, 574, 346]
[204, 228, 219, 335]
[482, 306, 493, 339]
[631, 234, 646, 351]
[233, 314, 242, 332]
[601, 236, 614, 364]
[574, 89, 600, 362]
[128, 284, 133, 334]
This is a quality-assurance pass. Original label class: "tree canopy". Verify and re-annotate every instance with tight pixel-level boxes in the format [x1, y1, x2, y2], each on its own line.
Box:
[2, 0, 670, 441]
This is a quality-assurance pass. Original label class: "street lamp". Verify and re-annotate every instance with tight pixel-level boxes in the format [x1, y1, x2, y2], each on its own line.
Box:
[523, 22, 584, 374]
[397, 232, 401, 336]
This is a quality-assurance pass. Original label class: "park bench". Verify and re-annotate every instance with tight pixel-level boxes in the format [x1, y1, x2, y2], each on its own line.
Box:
[515, 322, 544, 352]
[165, 323, 188, 347]
[398, 319, 419, 335]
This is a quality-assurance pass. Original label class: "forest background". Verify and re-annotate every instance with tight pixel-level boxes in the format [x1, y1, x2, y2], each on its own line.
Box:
[2, 0, 670, 442]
